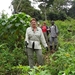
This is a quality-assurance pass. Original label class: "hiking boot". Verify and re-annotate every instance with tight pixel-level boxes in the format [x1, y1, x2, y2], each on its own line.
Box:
[50, 49, 55, 54]
[50, 50, 52, 53]
[52, 50, 55, 53]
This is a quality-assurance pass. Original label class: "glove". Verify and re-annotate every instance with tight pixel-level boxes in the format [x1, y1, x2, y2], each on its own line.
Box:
[25, 41, 28, 48]
[46, 47, 48, 51]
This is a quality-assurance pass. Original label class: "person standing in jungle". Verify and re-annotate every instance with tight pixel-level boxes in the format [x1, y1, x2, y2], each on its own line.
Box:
[41, 22, 49, 46]
[25, 18, 48, 68]
[49, 20, 59, 53]
[37, 22, 41, 28]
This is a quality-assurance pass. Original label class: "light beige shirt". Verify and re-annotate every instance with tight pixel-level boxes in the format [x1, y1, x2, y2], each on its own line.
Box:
[25, 27, 47, 49]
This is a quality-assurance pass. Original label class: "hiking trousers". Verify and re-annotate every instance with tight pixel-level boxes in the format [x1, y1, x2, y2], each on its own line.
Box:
[49, 37, 58, 50]
[50, 37, 58, 45]
[26, 48, 43, 68]
[43, 32, 49, 45]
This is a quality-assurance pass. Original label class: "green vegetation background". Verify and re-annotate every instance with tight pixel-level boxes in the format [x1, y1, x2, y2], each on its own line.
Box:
[0, 12, 75, 75]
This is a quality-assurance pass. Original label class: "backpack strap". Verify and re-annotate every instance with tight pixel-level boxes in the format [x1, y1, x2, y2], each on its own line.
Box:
[54, 25, 59, 34]
[54, 25, 56, 33]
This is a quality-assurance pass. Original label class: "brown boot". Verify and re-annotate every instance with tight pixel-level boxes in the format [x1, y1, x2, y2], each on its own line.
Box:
[50, 50, 53, 53]
[52, 50, 55, 53]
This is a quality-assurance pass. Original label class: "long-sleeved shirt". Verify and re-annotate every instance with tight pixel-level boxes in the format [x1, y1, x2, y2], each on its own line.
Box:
[25, 27, 47, 49]
[50, 25, 58, 37]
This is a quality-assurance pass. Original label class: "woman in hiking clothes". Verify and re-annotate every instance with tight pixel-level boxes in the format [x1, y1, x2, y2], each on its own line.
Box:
[25, 18, 48, 68]
[49, 21, 59, 53]
[41, 22, 49, 46]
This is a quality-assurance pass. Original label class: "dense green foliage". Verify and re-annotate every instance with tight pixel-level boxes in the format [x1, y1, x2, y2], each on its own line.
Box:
[0, 12, 31, 74]
[11, 0, 42, 20]
[38, 0, 69, 20]
[0, 12, 75, 75]
[67, 1, 75, 19]
[0, 12, 31, 48]
[11, 0, 75, 20]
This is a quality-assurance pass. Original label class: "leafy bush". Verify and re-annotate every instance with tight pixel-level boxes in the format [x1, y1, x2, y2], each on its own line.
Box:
[47, 42, 75, 75]
[0, 12, 31, 49]
[0, 12, 31, 74]
[10, 65, 51, 75]
[0, 12, 75, 75]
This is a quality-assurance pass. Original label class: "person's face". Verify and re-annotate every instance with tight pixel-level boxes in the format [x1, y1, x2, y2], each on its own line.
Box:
[31, 20, 37, 28]
[44, 22, 46, 25]
[51, 22, 54, 25]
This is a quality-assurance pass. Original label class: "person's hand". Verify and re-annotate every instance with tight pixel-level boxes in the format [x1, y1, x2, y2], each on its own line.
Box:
[25, 41, 28, 48]
[46, 47, 48, 51]
[55, 34, 58, 38]
[55, 35, 57, 38]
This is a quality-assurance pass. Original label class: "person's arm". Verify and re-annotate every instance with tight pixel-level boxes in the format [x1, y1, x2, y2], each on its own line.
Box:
[48, 26, 51, 32]
[40, 28, 48, 47]
[56, 25, 59, 35]
[25, 28, 29, 47]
